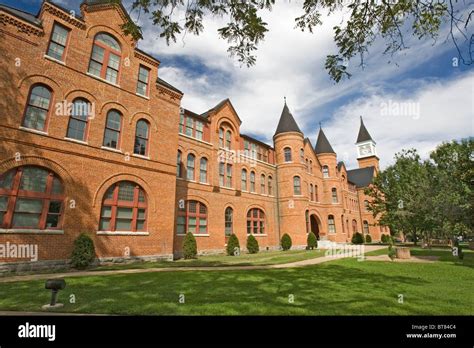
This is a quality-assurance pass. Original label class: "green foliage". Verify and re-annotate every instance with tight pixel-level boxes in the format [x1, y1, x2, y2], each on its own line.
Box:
[183, 232, 197, 259]
[351, 232, 364, 245]
[365, 140, 473, 245]
[307, 232, 318, 250]
[226, 234, 240, 256]
[280, 233, 292, 251]
[246, 234, 259, 254]
[365, 234, 372, 243]
[71, 233, 96, 269]
[125, 1, 470, 81]
[388, 236, 396, 260]
[381, 234, 387, 243]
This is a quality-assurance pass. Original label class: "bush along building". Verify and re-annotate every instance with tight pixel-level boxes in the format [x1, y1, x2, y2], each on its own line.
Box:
[0, 0, 389, 269]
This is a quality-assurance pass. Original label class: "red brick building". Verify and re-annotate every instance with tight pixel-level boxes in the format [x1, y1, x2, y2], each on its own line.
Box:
[0, 1, 389, 268]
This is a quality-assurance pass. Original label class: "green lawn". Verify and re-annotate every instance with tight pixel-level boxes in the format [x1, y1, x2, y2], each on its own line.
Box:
[0, 248, 472, 315]
[93, 249, 326, 271]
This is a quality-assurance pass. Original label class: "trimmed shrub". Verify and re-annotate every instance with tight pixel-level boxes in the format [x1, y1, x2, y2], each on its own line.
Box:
[381, 234, 388, 243]
[226, 234, 240, 256]
[351, 232, 364, 244]
[183, 232, 197, 259]
[388, 237, 396, 260]
[71, 233, 96, 269]
[365, 234, 372, 243]
[247, 234, 259, 254]
[281, 233, 292, 251]
[307, 232, 318, 250]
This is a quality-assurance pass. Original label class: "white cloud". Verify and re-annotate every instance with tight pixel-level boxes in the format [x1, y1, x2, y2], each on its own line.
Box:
[325, 72, 474, 169]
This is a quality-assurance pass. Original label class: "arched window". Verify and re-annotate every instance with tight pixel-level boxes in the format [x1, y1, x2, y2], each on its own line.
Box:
[225, 207, 233, 236]
[186, 154, 195, 180]
[293, 176, 301, 195]
[247, 208, 265, 234]
[0, 166, 64, 229]
[300, 149, 304, 162]
[218, 127, 224, 148]
[219, 163, 232, 187]
[88, 33, 121, 84]
[225, 130, 232, 150]
[314, 185, 318, 201]
[22, 84, 52, 131]
[268, 176, 273, 196]
[305, 210, 309, 233]
[250, 171, 255, 192]
[177, 200, 207, 235]
[352, 219, 357, 234]
[363, 220, 369, 234]
[328, 215, 336, 234]
[322, 165, 329, 178]
[260, 174, 266, 194]
[134, 119, 149, 156]
[331, 188, 338, 203]
[305, 158, 309, 171]
[176, 150, 182, 177]
[310, 184, 314, 201]
[199, 157, 208, 183]
[66, 98, 90, 141]
[99, 181, 147, 231]
[309, 160, 313, 174]
[103, 109, 122, 149]
[284, 147, 292, 162]
[364, 200, 369, 211]
[241, 169, 248, 191]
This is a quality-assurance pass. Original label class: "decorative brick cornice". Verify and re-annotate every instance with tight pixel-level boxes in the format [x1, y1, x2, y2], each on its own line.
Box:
[0, 13, 43, 37]
[80, 2, 129, 27]
[134, 51, 159, 68]
[156, 85, 183, 101]
[42, 2, 86, 30]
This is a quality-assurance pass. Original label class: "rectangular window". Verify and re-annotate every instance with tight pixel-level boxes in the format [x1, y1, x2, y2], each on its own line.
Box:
[195, 121, 204, 140]
[226, 164, 232, 188]
[179, 113, 185, 134]
[136, 65, 150, 96]
[219, 162, 225, 187]
[200, 159, 207, 183]
[241, 170, 247, 191]
[47, 23, 69, 61]
[12, 198, 43, 228]
[185, 117, 194, 137]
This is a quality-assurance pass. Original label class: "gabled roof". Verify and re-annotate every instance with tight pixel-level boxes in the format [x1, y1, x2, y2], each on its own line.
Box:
[200, 99, 242, 124]
[0, 4, 42, 27]
[156, 77, 182, 95]
[337, 161, 346, 171]
[241, 134, 273, 149]
[356, 116, 374, 143]
[274, 103, 302, 136]
[347, 166, 375, 188]
[315, 128, 335, 154]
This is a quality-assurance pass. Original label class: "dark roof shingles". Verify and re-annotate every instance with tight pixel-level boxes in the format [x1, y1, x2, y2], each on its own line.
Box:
[315, 128, 335, 154]
[347, 166, 375, 188]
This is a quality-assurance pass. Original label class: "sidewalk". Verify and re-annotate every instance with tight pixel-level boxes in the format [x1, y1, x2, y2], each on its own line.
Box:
[0, 245, 386, 284]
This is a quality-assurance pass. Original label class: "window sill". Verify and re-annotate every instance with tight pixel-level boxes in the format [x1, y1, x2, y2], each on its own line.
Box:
[219, 186, 235, 191]
[44, 54, 66, 65]
[101, 146, 123, 153]
[19, 126, 48, 136]
[64, 137, 88, 145]
[247, 234, 267, 237]
[135, 93, 150, 100]
[97, 231, 149, 236]
[132, 153, 150, 160]
[86, 72, 120, 88]
[178, 133, 213, 146]
[0, 229, 64, 235]
[176, 233, 209, 237]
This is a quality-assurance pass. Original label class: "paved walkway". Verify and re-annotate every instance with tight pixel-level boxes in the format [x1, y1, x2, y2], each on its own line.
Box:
[0, 245, 386, 284]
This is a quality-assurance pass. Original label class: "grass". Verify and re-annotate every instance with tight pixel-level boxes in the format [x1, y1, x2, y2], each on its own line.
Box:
[0, 248, 472, 315]
[92, 249, 326, 271]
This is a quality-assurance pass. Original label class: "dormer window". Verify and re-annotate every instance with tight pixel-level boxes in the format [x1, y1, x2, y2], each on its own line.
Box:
[46, 23, 69, 61]
[136, 65, 150, 96]
[88, 33, 121, 84]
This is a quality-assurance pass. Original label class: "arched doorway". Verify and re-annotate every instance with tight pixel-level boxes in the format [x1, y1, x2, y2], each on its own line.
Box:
[309, 214, 320, 240]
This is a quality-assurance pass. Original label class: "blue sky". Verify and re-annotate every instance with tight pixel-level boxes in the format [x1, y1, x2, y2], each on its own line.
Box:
[2, 0, 473, 169]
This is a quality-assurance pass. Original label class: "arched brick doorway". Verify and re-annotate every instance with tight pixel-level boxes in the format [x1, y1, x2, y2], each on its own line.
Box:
[310, 214, 321, 240]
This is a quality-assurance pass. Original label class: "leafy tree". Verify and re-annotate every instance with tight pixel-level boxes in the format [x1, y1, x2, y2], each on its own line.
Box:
[306, 232, 318, 250]
[247, 234, 259, 254]
[71, 233, 96, 269]
[365, 234, 372, 243]
[183, 232, 197, 259]
[226, 234, 240, 256]
[281, 233, 292, 251]
[122, 0, 473, 81]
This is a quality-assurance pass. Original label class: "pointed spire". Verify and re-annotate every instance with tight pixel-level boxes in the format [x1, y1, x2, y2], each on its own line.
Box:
[315, 127, 335, 154]
[356, 116, 374, 143]
[274, 102, 302, 136]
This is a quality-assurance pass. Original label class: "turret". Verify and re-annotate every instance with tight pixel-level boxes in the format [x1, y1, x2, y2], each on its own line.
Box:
[315, 125, 337, 177]
[356, 116, 379, 171]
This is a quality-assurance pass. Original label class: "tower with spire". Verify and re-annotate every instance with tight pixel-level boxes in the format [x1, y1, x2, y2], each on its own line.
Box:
[356, 116, 379, 171]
